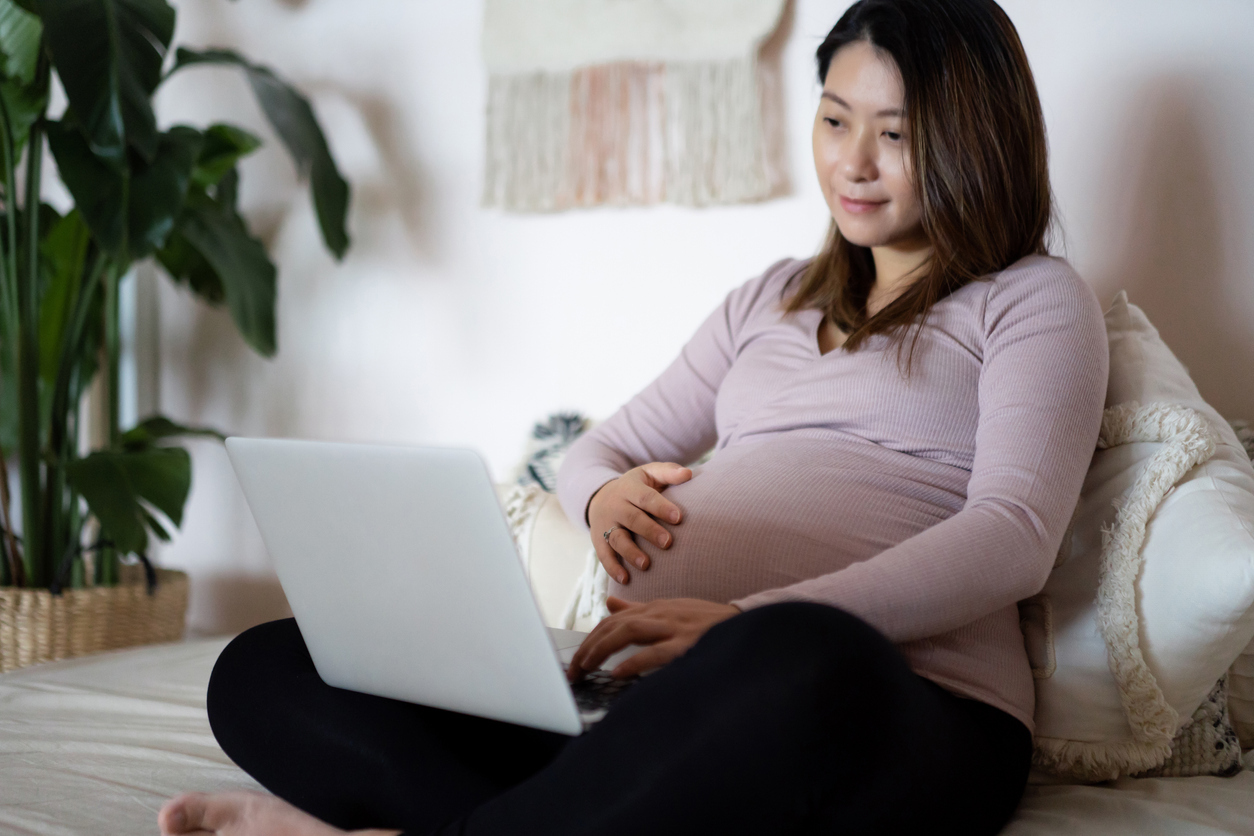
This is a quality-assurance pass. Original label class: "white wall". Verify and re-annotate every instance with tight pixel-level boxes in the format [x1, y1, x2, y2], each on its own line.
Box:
[151, 0, 1254, 635]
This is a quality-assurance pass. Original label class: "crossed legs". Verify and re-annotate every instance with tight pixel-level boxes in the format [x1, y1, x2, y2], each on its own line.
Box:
[183, 603, 1032, 835]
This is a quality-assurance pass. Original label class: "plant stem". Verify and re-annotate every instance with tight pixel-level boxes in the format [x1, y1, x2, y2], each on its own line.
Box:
[0, 80, 19, 588]
[15, 124, 43, 586]
[15, 299, 39, 587]
[13, 50, 49, 587]
[66, 401, 82, 589]
[105, 266, 120, 447]
[0, 67, 20, 588]
[0, 91, 17, 365]
[42, 251, 107, 591]
[97, 262, 121, 586]
[0, 439, 19, 586]
[19, 49, 48, 586]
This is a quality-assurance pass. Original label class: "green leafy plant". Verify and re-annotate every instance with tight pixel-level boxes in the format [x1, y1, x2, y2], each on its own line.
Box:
[0, 0, 350, 591]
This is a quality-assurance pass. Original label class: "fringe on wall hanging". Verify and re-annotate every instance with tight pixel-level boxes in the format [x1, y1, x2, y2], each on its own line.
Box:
[482, 0, 790, 211]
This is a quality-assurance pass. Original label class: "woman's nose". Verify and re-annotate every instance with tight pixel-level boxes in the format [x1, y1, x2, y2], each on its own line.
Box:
[840, 134, 878, 183]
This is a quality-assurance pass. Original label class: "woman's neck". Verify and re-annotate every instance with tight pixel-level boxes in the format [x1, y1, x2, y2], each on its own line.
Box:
[868, 239, 931, 317]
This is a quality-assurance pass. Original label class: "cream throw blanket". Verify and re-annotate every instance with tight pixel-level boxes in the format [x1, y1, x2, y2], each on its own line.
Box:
[481, 0, 789, 210]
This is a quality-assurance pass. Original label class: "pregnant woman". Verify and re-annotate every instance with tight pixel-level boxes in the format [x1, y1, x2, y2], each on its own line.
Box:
[160, 1, 1107, 834]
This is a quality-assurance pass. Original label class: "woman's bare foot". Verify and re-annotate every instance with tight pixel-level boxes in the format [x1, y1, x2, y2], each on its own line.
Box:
[157, 790, 401, 836]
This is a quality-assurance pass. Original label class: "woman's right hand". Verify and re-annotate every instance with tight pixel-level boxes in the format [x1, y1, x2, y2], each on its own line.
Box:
[587, 462, 692, 584]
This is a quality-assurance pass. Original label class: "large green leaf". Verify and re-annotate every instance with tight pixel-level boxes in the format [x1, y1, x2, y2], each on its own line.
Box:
[43, 0, 175, 163]
[168, 48, 350, 259]
[40, 210, 90, 291]
[65, 415, 227, 553]
[128, 125, 201, 258]
[156, 223, 224, 304]
[36, 209, 89, 385]
[215, 166, 239, 210]
[48, 119, 202, 259]
[119, 414, 225, 450]
[156, 164, 239, 302]
[47, 118, 124, 250]
[140, 505, 170, 542]
[0, 0, 40, 85]
[174, 191, 277, 356]
[0, 73, 48, 153]
[65, 446, 190, 554]
[192, 123, 260, 190]
[36, 206, 99, 442]
[0, 0, 48, 159]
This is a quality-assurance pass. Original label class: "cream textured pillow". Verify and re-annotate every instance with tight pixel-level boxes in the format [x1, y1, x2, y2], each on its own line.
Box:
[1224, 421, 1254, 751]
[497, 483, 606, 632]
[1027, 292, 1254, 782]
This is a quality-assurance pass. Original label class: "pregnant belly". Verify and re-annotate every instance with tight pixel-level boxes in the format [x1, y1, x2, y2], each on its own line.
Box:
[610, 434, 968, 604]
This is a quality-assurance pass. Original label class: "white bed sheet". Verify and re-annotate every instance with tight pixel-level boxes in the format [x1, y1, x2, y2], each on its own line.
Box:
[2, 638, 1253, 836]
[0, 639, 260, 836]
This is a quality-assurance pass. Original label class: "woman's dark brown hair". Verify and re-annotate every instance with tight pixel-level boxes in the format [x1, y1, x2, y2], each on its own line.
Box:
[788, 0, 1052, 370]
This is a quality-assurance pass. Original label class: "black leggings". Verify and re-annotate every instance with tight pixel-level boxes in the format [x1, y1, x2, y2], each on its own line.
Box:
[207, 602, 1032, 836]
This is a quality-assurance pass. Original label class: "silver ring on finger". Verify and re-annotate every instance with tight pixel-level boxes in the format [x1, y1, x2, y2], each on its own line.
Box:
[602, 525, 622, 543]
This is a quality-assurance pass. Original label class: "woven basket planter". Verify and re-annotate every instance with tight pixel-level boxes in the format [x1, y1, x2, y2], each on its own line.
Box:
[0, 566, 189, 673]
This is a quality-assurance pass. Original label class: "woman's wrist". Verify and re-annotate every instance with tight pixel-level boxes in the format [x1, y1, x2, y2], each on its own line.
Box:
[584, 479, 615, 526]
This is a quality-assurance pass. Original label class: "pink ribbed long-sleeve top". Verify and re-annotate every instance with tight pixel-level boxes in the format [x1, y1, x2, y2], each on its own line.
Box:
[556, 255, 1108, 732]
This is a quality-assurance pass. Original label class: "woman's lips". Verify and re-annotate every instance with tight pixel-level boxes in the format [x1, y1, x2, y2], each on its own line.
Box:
[839, 196, 887, 214]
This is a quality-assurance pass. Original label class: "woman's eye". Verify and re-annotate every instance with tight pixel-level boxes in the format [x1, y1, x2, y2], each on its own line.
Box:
[824, 117, 842, 128]
[884, 131, 902, 141]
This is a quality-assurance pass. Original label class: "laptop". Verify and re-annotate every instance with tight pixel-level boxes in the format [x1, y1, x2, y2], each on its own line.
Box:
[224, 436, 641, 736]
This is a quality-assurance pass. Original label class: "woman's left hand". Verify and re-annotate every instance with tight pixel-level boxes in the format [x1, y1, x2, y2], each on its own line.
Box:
[566, 595, 740, 682]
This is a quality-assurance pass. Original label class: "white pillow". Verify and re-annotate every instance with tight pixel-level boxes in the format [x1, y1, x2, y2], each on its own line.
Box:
[1028, 291, 1254, 782]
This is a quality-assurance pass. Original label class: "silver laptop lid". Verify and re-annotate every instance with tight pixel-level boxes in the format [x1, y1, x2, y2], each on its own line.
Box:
[225, 437, 584, 736]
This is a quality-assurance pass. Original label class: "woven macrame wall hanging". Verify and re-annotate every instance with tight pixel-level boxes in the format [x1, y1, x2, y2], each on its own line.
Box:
[482, 0, 790, 212]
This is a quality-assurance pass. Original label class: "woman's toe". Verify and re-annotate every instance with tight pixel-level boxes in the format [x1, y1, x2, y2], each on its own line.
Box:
[159, 792, 206, 834]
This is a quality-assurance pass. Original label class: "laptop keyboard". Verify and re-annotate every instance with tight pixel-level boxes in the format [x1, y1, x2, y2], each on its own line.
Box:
[568, 668, 637, 713]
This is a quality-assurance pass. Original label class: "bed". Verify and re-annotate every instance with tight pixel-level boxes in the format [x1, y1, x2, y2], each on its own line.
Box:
[2, 637, 1254, 835]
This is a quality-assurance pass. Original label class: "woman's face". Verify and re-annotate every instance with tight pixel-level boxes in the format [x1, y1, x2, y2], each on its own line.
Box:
[812, 40, 925, 251]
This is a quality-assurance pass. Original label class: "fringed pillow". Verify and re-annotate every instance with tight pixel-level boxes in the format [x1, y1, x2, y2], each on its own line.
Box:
[1223, 423, 1254, 752]
[1025, 292, 1254, 782]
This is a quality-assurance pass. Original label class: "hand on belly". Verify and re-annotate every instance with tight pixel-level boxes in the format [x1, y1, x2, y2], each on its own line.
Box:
[587, 461, 693, 584]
